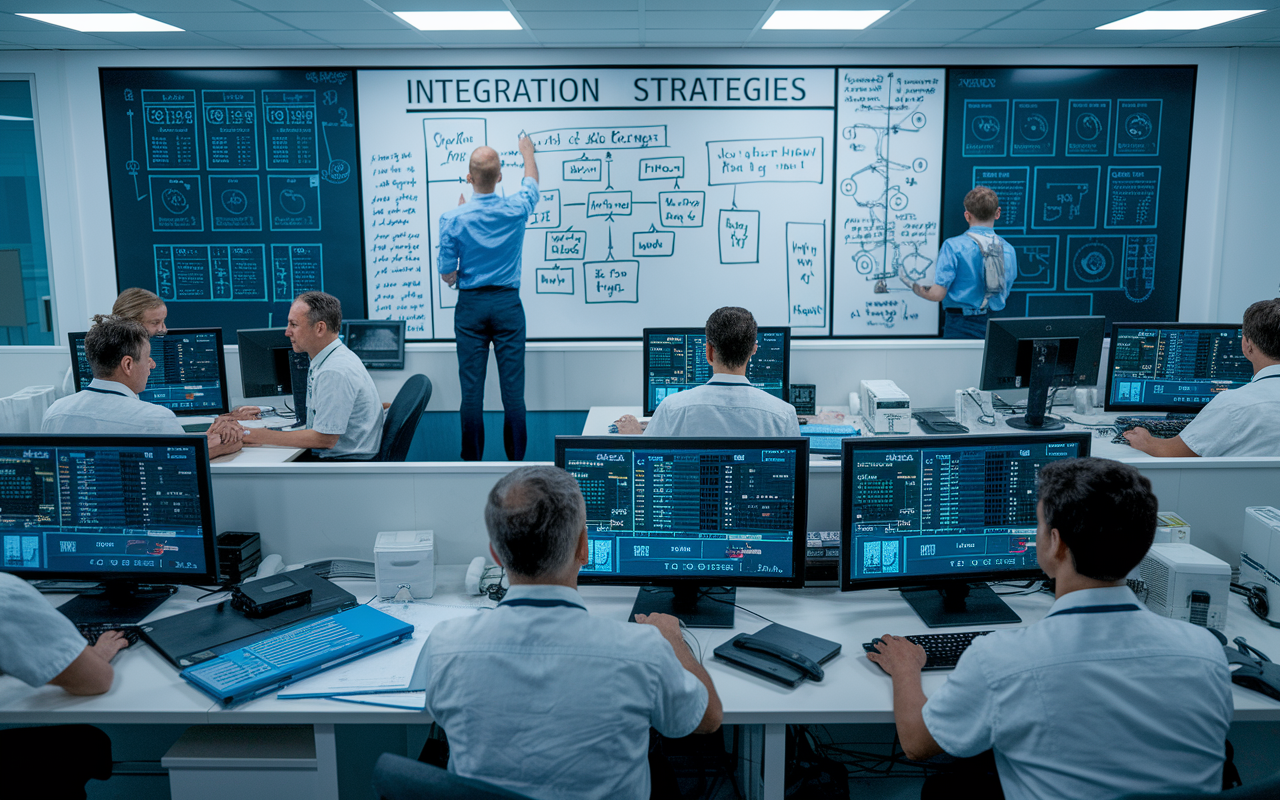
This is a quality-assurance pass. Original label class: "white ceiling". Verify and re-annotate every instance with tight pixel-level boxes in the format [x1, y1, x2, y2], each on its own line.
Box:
[0, 0, 1277, 50]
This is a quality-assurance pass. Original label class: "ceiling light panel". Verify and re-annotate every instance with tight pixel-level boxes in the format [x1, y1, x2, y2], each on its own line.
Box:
[16, 13, 183, 33]
[1097, 9, 1264, 30]
[394, 11, 523, 30]
[763, 10, 890, 29]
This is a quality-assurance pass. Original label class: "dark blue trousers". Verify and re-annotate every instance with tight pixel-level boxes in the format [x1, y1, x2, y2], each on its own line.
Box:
[454, 287, 527, 461]
[943, 310, 989, 340]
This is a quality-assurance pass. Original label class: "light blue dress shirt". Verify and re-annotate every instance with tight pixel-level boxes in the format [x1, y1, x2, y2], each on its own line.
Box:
[423, 583, 708, 800]
[933, 226, 1018, 314]
[921, 585, 1232, 800]
[645, 373, 801, 437]
[1180, 363, 1280, 457]
[0, 573, 87, 687]
[306, 339, 384, 460]
[41, 378, 185, 435]
[437, 177, 540, 290]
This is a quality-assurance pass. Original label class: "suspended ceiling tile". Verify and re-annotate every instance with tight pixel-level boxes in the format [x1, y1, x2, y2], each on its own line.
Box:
[267, 12, 412, 30]
[990, 10, 1132, 29]
[1046, 29, 1181, 45]
[773, 0, 907, 8]
[518, 11, 640, 29]
[875, 10, 1011, 29]
[908, 0, 1036, 8]
[0, 29, 119, 45]
[848, 28, 974, 43]
[141, 12, 297, 31]
[1156, 0, 1274, 10]
[0, 0, 122, 11]
[644, 11, 768, 29]
[642, 28, 754, 42]
[534, 28, 644, 43]
[417, 30, 539, 46]
[244, 0, 387, 10]
[954, 28, 1075, 45]
[750, 29, 867, 44]
[1032, 0, 1162, 8]
[310, 28, 435, 45]
[394, 0, 510, 8]
[513, 0, 638, 10]
[91, 31, 233, 47]
[106, 0, 253, 10]
[199, 29, 329, 46]
[1159, 27, 1280, 44]
[0, 14, 57, 31]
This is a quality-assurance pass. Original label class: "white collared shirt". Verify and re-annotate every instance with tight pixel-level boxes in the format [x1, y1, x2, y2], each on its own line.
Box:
[306, 339, 384, 460]
[644, 373, 801, 437]
[41, 378, 185, 435]
[1180, 363, 1280, 456]
[0, 573, 87, 687]
[423, 584, 707, 800]
[921, 586, 1232, 800]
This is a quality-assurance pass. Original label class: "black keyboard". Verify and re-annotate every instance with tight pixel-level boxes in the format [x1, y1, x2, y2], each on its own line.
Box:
[863, 631, 992, 670]
[75, 623, 142, 646]
[1111, 417, 1192, 446]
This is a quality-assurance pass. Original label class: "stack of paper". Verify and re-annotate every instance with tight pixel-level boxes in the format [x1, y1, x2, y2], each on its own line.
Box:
[278, 600, 480, 708]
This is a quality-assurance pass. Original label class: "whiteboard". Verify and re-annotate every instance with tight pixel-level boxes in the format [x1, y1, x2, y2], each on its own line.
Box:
[832, 68, 946, 335]
[357, 68, 834, 339]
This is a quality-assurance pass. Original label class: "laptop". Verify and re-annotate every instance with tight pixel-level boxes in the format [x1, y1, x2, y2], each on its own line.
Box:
[181, 605, 413, 706]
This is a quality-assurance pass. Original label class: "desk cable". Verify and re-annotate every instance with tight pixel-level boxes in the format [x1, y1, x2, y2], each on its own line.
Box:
[1232, 582, 1280, 628]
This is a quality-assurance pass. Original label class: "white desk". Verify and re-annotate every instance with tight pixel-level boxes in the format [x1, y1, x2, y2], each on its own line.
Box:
[5, 566, 1279, 800]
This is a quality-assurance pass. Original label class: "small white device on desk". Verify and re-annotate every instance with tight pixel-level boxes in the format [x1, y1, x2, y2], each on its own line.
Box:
[1242, 506, 1280, 623]
[1155, 511, 1192, 544]
[859, 380, 911, 435]
[1138, 543, 1230, 630]
[375, 530, 434, 599]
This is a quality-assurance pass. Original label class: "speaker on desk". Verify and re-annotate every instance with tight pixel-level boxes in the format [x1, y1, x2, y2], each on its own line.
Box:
[289, 351, 309, 427]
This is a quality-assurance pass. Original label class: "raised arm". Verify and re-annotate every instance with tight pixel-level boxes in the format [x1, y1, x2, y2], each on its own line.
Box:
[519, 135, 538, 184]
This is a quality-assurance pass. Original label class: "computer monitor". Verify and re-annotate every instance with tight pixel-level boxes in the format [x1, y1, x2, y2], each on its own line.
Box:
[0, 434, 220, 626]
[69, 328, 229, 416]
[841, 432, 1090, 628]
[556, 436, 809, 627]
[642, 327, 791, 417]
[1104, 323, 1252, 414]
[236, 327, 309, 425]
[341, 319, 406, 370]
[979, 316, 1105, 431]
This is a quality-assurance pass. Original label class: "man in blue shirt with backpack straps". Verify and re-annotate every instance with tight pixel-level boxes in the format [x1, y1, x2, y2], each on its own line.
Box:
[902, 186, 1018, 339]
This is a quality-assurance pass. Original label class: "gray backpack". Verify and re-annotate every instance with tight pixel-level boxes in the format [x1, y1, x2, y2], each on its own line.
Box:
[965, 231, 1007, 312]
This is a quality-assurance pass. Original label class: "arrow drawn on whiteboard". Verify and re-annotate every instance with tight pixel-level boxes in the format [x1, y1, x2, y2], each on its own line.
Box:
[731, 186, 738, 210]
[428, 176, 467, 184]
[605, 152, 613, 190]
[126, 109, 146, 201]
[606, 226, 615, 261]
[673, 177, 680, 189]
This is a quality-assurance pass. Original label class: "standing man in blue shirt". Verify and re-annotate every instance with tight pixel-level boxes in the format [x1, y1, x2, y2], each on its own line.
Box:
[438, 136, 540, 461]
[902, 186, 1017, 339]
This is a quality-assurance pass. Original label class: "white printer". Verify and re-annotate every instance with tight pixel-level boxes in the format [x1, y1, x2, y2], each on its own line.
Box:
[1137, 543, 1230, 631]
[1241, 506, 1280, 623]
[375, 530, 435, 599]
[859, 380, 912, 435]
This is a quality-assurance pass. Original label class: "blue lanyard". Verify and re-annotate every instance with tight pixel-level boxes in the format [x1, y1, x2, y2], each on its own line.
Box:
[84, 386, 128, 398]
[706, 381, 752, 387]
[498, 598, 587, 611]
[1047, 603, 1141, 617]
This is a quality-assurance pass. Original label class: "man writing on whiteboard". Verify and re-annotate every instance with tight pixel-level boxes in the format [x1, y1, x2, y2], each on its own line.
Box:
[901, 186, 1018, 339]
[438, 135, 540, 461]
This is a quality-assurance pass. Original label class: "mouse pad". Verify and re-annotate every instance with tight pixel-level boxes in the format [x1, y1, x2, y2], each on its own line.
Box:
[714, 623, 841, 688]
[141, 569, 357, 668]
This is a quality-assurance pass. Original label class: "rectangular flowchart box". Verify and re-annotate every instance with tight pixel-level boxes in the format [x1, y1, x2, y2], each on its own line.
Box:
[719, 209, 760, 264]
[638, 157, 684, 181]
[658, 192, 704, 227]
[562, 157, 601, 181]
[586, 191, 632, 218]
[142, 89, 198, 171]
[535, 267, 575, 295]
[150, 176, 203, 232]
[585, 261, 639, 303]
[527, 126, 666, 152]
[707, 138, 823, 185]
[632, 228, 675, 257]
[545, 230, 586, 260]
[424, 119, 486, 181]
[786, 222, 826, 328]
[527, 189, 561, 228]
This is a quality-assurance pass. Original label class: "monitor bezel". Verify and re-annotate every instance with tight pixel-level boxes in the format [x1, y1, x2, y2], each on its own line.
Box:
[341, 319, 407, 370]
[556, 435, 810, 590]
[68, 327, 230, 417]
[641, 326, 792, 417]
[0, 433, 221, 586]
[236, 327, 294, 399]
[978, 315, 1106, 392]
[1103, 322, 1247, 413]
[839, 432, 1092, 592]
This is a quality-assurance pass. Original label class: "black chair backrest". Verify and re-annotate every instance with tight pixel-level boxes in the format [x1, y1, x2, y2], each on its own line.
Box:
[377, 374, 432, 462]
[1118, 770, 1280, 800]
[372, 753, 533, 800]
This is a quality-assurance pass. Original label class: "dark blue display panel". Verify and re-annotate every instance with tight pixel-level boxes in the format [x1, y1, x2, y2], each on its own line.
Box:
[100, 69, 365, 337]
[943, 67, 1195, 327]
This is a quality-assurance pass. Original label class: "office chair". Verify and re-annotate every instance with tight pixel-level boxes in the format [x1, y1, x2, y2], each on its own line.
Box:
[372, 753, 533, 800]
[376, 374, 432, 461]
[1118, 770, 1280, 799]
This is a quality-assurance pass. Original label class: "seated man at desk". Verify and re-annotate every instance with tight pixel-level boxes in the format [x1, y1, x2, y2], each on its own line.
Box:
[0, 572, 129, 798]
[614, 306, 800, 437]
[422, 465, 722, 800]
[41, 315, 243, 458]
[1126, 297, 1280, 457]
[237, 291, 385, 460]
[868, 457, 1232, 800]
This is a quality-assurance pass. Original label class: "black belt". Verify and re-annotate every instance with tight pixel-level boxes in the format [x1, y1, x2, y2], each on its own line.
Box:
[459, 285, 518, 293]
[945, 308, 987, 316]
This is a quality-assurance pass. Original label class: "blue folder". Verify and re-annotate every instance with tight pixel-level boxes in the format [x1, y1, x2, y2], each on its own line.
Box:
[181, 605, 413, 706]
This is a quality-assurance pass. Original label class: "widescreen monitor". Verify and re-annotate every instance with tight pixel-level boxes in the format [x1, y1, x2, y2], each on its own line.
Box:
[0, 434, 219, 626]
[69, 328, 229, 416]
[841, 432, 1091, 628]
[642, 327, 791, 417]
[979, 316, 1105, 431]
[236, 327, 309, 424]
[341, 319, 407, 370]
[556, 436, 809, 627]
[1104, 323, 1252, 414]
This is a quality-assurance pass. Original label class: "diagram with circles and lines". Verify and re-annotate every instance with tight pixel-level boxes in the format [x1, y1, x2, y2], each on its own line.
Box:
[1072, 241, 1114, 283]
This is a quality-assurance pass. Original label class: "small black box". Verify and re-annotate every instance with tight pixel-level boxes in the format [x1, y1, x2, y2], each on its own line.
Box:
[230, 573, 313, 618]
[790, 384, 816, 415]
[217, 531, 261, 583]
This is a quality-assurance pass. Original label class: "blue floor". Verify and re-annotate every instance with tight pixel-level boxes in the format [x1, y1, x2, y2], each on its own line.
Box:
[404, 410, 589, 462]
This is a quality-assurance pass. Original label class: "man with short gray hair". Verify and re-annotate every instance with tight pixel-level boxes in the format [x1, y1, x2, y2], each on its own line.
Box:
[423, 465, 722, 800]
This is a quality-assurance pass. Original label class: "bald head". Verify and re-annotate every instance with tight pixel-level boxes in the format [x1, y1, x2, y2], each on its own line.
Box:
[468, 146, 502, 193]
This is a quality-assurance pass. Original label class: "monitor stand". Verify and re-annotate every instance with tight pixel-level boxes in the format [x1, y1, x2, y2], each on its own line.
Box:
[900, 582, 1021, 629]
[55, 582, 177, 627]
[630, 585, 736, 628]
[1006, 338, 1065, 431]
